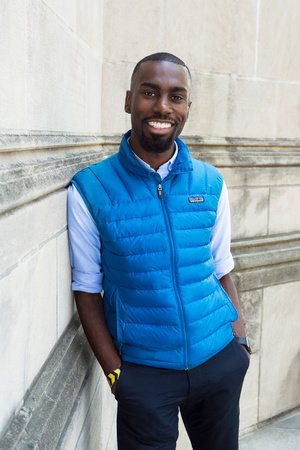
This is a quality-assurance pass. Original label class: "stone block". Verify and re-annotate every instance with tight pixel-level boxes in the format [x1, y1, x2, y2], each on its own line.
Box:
[101, 62, 132, 135]
[240, 353, 259, 431]
[276, 84, 300, 139]
[177, 415, 192, 449]
[43, 0, 76, 30]
[163, 0, 256, 75]
[85, 55, 102, 133]
[227, 78, 277, 138]
[259, 281, 300, 421]
[257, 0, 300, 81]
[0, 267, 27, 432]
[269, 186, 300, 235]
[0, 1, 27, 130]
[58, 363, 102, 450]
[239, 290, 262, 354]
[25, 239, 57, 390]
[26, 0, 97, 133]
[0, 190, 67, 276]
[229, 187, 269, 239]
[57, 231, 74, 338]
[184, 73, 229, 137]
[222, 166, 300, 188]
[75, 375, 117, 450]
[99, 376, 118, 448]
[76, 0, 103, 54]
[102, 0, 162, 62]
[106, 425, 118, 450]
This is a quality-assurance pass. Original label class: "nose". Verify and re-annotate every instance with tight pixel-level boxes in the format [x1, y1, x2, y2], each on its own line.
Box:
[154, 94, 172, 115]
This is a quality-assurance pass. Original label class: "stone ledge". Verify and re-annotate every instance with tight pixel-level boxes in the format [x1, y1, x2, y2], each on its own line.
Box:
[1, 135, 300, 216]
[1, 133, 300, 152]
[0, 315, 94, 450]
[232, 233, 300, 291]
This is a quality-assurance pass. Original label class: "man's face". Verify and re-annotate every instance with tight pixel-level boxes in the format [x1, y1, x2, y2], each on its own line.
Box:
[125, 60, 192, 154]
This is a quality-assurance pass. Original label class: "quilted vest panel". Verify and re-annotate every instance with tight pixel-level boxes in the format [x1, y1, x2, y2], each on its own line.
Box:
[72, 131, 238, 369]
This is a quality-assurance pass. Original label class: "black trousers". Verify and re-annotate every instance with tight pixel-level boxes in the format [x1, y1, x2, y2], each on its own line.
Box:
[115, 339, 249, 450]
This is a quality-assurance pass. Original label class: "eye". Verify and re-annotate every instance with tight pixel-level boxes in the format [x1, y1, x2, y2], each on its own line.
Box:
[143, 91, 155, 97]
[171, 95, 184, 102]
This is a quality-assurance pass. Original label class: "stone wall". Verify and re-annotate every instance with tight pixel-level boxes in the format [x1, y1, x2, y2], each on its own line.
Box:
[0, 0, 299, 448]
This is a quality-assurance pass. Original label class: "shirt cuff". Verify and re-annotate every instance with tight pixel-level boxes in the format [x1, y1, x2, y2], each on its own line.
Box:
[214, 254, 235, 279]
[71, 269, 103, 293]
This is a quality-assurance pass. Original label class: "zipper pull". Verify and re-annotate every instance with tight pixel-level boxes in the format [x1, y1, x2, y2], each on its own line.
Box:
[157, 183, 163, 199]
[119, 342, 123, 356]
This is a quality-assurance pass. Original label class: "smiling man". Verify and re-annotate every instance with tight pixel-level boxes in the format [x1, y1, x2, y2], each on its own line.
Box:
[68, 52, 250, 450]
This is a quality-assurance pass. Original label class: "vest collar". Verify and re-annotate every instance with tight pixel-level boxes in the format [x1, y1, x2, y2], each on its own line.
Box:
[118, 130, 193, 178]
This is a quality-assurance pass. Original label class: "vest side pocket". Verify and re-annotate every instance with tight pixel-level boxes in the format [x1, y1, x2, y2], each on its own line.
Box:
[213, 274, 238, 322]
[115, 289, 123, 350]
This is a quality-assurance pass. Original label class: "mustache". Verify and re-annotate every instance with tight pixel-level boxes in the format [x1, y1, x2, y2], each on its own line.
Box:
[144, 116, 177, 125]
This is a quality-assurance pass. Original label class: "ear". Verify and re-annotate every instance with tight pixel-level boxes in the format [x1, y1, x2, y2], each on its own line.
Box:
[124, 90, 131, 114]
[186, 100, 192, 119]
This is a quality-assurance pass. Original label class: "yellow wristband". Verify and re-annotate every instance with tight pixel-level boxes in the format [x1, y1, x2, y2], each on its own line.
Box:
[106, 368, 121, 387]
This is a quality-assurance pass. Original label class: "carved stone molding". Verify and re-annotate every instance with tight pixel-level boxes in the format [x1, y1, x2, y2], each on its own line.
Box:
[1, 134, 300, 216]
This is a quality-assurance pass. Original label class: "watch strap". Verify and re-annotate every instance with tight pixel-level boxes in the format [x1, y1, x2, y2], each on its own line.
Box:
[106, 368, 121, 387]
[235, 336, 252, 354]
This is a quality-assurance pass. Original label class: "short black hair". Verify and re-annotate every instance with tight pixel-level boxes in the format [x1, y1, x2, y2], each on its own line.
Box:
[131, 52, 191, 82]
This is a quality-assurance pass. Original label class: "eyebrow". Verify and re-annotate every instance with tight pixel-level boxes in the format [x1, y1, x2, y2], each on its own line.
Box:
[140, 82, 187, 93]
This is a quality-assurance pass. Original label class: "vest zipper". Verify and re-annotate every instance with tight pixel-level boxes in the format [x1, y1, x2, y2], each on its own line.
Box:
[157, 183, 163, 199]
[157, 182, 188, 369]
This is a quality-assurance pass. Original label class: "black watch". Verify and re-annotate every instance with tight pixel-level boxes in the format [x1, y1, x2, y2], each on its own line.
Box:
[235, 337, 252, 355]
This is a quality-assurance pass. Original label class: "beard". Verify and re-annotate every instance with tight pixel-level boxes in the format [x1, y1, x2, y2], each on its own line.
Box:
[137, 124, 178, 154]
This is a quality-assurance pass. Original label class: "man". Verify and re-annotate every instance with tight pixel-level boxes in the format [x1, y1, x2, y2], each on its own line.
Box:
[68, 52, 250, 450]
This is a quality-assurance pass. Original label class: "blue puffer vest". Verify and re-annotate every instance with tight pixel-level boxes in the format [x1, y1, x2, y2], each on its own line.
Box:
[72, 130, 237, 370]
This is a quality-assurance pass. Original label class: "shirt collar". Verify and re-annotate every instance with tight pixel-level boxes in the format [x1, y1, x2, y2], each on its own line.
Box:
[127, 136, 178, 174]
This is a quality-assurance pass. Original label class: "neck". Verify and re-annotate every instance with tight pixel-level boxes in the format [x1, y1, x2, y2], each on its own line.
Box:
[129, 133, 175, 171]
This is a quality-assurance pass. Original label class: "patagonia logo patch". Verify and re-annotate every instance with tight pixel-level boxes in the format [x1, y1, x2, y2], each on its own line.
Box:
[188, 196, 205, 203]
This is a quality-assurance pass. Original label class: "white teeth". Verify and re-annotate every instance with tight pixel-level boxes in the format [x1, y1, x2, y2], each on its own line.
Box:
[148, 121, 172, 129]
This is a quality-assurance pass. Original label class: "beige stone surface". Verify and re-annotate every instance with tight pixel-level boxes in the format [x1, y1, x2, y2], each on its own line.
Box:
[164, 0, 256, 76]
[269, 186, 300, 235]
[239, 290, 262, 354]
[85, 55, 103, 133]
[229, 187, 269, 239]
[276, 83, 300, 139]
[0, 190, 67, 276]
[257, 0, 300, 81]
[227, 78, 277, 138]
[75, 374, 117, 450]
[177, 415, 192, 449]
[25, 239, 57, 390]
[23, 0, 103, 133]
[43, 0, 77, 30]
[103, 0, 162, 62]
[76, 0, 103, 54]
[26, 1, 83, 132]
[222, 166, 300, 188]
[259, 282, 300, 421]
[99, 378, 118, 449]
[57, 231, 74, 338]
[0, 1, 27, 130]
[101, 62, 133, 135]
[60, 364, 103, 450]
[0, 267, 27, 432]
[184, 73, 229, 137]
[240, 353, 259, 431]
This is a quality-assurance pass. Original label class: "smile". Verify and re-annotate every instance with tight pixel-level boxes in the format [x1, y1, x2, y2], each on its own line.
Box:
[147, 121, 173, 129]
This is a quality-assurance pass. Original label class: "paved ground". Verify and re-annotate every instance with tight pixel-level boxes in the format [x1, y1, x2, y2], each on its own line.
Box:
[239, 409, 300, 450]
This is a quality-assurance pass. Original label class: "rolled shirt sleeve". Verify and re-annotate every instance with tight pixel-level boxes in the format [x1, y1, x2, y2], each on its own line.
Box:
[210, 181, 234, 279]
[67, 184, 103, 293]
